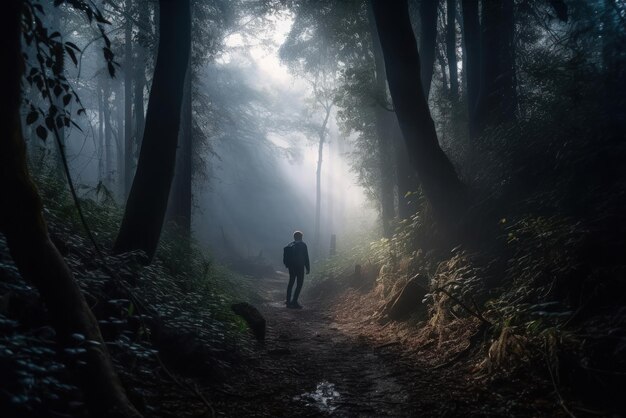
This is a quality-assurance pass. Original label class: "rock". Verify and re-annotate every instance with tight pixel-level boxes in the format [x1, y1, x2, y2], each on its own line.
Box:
[386, 274, 429, 321]
[231, 302, 266, 341]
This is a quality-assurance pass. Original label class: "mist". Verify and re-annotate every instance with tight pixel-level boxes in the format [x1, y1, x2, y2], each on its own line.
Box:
[3, 0, 625, 416]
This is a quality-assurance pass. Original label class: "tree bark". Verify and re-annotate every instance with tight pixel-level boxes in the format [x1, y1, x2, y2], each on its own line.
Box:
[0, 2, 141, 416]
[392, 120, 416, 220]
[368, 2, 396, 236]
[446, 0, 459, 101]
[124, 0, 134, 198]
[371, 0, 466, 224]
[114, 0, 191, 261]
[167, 61, 192, 233]
[419, 0, 439, 99]
[461, 0, 480, 140]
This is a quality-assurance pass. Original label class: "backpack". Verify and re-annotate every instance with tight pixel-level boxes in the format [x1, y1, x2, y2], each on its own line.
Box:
[283, 242, 296, 268]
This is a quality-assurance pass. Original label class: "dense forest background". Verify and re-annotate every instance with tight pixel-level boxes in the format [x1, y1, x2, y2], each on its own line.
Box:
[1, 0, 625, 416]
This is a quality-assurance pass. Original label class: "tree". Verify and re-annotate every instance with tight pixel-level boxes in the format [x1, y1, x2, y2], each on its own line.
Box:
[446, 0, 459, 101]
[473, 0, 517, 136]
[124, 0, 134, 197]
[167, 64, 192, 232]
[419, 0, 439, 99]
[311, 79, 335, 251]
[367, 2, 398, 235]
[166, 0, 238, 234]
[114, 0, 191, 261]
[461, 0, 480, 140]
[0, 1, 140, 416]
[371, 0, 466, 224]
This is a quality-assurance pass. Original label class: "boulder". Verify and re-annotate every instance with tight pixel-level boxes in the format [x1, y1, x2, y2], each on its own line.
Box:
[386, 274, 429, 321]
[231, 302, 266, 341]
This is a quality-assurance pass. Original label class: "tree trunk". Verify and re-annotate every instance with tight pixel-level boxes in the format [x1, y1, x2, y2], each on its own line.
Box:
[103, 79, 114, 190]
[473, 0, 516, 136]
[124, 0, 134, 198]
[134, 4, 149, 157]
[314, 105, 332, 254]
[0, 2, 141, 416]
[461, 0, 480, 140]
[368, 2, 396, 236]
[371, 0, 466, 224]
[167, 61, 192, 232]
[446, 0, 459, 101]
[419, 0, 439, 99]
[98, 84, 105, 183]
[392, 120, 416, 220]
[114, 0, 191, 261]
[116, 84, 125, 198]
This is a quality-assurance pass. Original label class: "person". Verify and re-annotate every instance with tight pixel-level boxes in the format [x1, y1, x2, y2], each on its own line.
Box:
[283, 230, 310, 309]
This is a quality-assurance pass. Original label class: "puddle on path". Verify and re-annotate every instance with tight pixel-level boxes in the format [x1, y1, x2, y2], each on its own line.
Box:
[295, 381, 341, 413]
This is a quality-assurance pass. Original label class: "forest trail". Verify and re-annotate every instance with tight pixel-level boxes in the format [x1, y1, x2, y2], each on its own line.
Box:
[215, 274, 511, 417]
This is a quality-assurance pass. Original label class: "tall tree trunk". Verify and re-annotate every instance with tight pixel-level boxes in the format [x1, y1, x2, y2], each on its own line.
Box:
[461, 0, 480, 140]
[371, 0, 466, 224]
[501, 0, 516, 120]
[419, 0, 439, 99]
[437, 45, 449, 92]
[134, 57, 146, 160]
[114, 0, 191, 261]
[0, 2, 140, 416]
[392, 120, 416, 219]
[314, 105, 332, 254]
[368, 2, 396, 236]
[446, 0, 459, 101]
[103, 80, 114, 190]
[124, 0, 133, 198]
[134, 3, 150, 157]
[326, 133, 334, 238]
[98, 84, 105, 183]
[167, 61, 192, 232]
[116, 84, 125, 198]
[473, 0, 516, 136]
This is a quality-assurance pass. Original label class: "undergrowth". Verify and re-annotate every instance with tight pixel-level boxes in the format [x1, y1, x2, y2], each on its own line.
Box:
[308, 102, 626, 413]
[32, 161, 255, 332]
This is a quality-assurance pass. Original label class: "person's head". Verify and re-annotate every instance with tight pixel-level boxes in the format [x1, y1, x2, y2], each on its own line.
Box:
[293, 231, 303, 241]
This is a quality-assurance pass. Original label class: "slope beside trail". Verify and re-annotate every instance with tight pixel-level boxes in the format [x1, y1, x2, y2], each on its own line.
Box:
[212, 273, 555, 417]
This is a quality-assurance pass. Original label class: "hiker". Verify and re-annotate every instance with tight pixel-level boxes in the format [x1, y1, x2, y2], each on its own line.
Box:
[283, 230, 310, 309]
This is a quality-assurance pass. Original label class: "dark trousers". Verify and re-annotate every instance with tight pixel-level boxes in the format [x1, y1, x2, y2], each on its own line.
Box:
[287, 266, 305, 303]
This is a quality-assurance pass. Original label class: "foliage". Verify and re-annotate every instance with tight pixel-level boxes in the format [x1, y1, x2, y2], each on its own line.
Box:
[32, 164, 252, 326]
[22, 0, 115, 145]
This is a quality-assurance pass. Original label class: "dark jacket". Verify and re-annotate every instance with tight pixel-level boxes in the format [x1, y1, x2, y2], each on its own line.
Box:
[286, 240, 310, 271]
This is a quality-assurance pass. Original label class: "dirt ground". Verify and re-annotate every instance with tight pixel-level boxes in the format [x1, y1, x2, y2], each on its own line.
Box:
[208, 274, 561, 417]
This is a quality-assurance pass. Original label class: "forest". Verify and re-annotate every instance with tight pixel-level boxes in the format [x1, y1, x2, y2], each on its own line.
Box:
[0, 0, 625, 416]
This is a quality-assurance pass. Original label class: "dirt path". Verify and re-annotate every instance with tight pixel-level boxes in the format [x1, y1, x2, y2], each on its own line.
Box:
[212, 275, 509, 417]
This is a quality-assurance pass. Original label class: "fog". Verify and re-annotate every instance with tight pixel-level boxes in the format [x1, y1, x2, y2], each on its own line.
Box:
[196, 13, 376, 265]
[55, 7, 376, 267]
